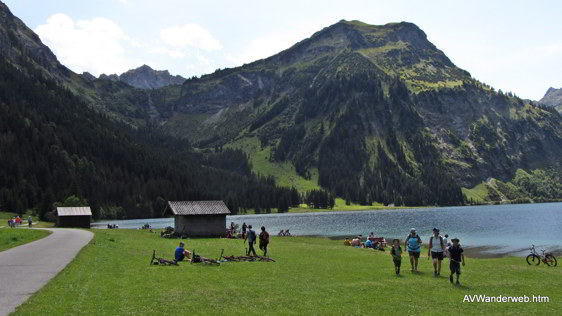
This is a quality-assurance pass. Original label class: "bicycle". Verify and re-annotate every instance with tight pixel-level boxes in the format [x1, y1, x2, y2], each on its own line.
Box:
[526, 245, 557, 267]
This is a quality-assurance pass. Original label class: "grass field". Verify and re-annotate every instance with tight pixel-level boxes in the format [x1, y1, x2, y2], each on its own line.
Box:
[462, 183, 490, 203]
[288, 198, 418, 213]
[0, 228, 51, 252]
[13, 230, 561, 315]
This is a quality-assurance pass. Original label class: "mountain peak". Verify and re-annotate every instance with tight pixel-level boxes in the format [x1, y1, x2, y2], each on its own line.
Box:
[98, 65, 185, 89]
[271, 19, 468, 89]
[539, 87, 562, 108]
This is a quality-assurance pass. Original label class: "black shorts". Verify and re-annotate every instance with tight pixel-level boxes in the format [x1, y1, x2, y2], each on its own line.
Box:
[393, 258, 401, 268]
[408, 251, 420, 258]
[450, 261, 461, 275]
[431, 251, 444, 260]
[259, 241, 268, 250]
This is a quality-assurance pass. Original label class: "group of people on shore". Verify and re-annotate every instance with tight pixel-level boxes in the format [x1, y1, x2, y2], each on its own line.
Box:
[392, 228, 465, 285]
[343, 232, 384, 250]
[7, 216, 32, 228]
[182, 224, 271, 261]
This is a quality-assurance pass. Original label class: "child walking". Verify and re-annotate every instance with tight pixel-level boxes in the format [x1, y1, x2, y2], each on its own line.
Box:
[448, 238, 465, 285]
[390, 239, 402, 276]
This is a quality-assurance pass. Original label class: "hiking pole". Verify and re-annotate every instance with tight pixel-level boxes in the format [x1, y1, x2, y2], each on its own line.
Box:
[219, 249, 224, 261]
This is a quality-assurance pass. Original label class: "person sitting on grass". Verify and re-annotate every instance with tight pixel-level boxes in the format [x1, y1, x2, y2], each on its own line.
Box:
[390, 239, 402, 276]
[259, 226, 269, 256]
[343, 238, 351, 246]
[351, 236, 361, 247]
[175, 241, 192, 262]
[448, 238, 465, 286]
[365, 239, 373, 248]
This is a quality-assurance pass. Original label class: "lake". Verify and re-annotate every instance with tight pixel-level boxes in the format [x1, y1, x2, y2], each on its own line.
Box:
[92, 203, 562, 256]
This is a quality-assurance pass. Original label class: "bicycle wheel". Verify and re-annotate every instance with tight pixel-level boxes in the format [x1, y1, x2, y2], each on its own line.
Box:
[545, 255, 557, 267]
[526, 254, 540, 265]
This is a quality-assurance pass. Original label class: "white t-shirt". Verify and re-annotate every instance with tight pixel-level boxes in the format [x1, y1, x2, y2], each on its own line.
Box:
[430, 235, 444, 252]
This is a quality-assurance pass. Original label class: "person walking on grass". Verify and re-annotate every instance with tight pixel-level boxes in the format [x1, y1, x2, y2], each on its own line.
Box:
[449, 238, 465, 286]
[245, 225, 257, 256]
[428, 228, 445, 277]
[28, 216, 32, 228]
[390, 239, 402, 276]
[259, 226, 269, 256]
[405, 228, 422, 272]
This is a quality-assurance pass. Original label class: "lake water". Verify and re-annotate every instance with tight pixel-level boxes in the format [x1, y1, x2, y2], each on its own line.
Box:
[92, 203, 562, 256]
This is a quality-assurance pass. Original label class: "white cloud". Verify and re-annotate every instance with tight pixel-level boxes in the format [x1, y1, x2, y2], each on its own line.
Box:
[35, 13, 137, 76]
[160, 24, 222, 52]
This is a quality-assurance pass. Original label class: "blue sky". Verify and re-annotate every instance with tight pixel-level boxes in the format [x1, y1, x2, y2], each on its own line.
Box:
[4, 0, 562, 100]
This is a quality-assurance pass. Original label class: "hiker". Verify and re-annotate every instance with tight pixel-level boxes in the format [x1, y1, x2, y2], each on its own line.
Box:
[278, 230, 285, 237]
[428, 228, 445, 276]
[259, 226, 269, 256]
[175, 241, 192, 262]
[405, 228, 422, 272]
[245, 225, 257, 256]
[28, 216, 32, 228]
[390, 239, 402, 275]
[448, 238, 465, 285]
[16, 216, 20, 227]
[443, 234, 449, 257]
[241, 222, 247, 239]
[351, 236, 361, 247]
[7, 218, 12, 228]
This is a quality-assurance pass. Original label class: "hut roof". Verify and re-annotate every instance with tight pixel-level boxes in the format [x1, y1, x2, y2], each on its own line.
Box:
[166, 201, 231, 216]
[56, 207, 92, 216]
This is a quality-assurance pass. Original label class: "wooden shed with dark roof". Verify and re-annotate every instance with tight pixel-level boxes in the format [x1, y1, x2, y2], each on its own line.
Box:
[56, 207, 92, 228]
[164, 201, 231, 237]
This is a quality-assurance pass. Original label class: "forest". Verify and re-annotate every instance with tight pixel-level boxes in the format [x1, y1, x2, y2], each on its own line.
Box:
[0, 57, 333, 219]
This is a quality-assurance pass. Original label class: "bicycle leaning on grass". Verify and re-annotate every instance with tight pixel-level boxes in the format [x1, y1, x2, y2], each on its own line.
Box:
[526, 245, 557, 267]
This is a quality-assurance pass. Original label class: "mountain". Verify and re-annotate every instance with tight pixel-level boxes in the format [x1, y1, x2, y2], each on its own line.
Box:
[0, 1, 306, 218]
[144, 20, 562, 205]
[539, 87, 562, 111]
[2, 0, 561, 208]
[0, 1, 179, 125]
[99, 65, 186, 89]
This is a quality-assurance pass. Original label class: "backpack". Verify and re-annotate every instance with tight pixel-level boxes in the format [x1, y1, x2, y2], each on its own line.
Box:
[430, 236, 444, 249]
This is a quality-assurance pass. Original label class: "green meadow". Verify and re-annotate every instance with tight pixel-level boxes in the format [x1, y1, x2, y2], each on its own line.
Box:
[13, 229, 561, 315]
[0, 228, 50, 252]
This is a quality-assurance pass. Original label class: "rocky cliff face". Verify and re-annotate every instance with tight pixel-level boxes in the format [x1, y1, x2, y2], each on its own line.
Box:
[0, 1, 73, 82]
[539, 87, 562, 111]
[99, 65, 186, 89]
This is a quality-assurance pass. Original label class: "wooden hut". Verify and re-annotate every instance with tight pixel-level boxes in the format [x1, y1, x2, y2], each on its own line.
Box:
[164, 201, 231, 237]
[56, 207, 92, 228]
